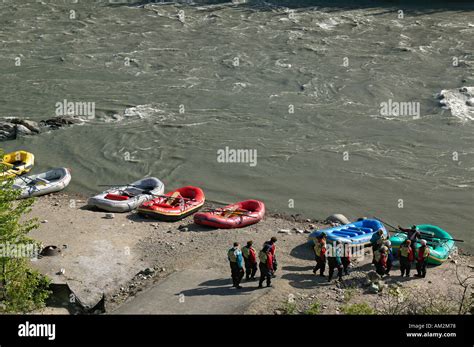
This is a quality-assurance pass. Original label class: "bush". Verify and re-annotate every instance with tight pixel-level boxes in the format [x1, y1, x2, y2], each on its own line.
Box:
[0, 149, 51, 312]
[304, 301, 321, 315]
[280, 301, 297, 315]
[341, 302, 375, 315]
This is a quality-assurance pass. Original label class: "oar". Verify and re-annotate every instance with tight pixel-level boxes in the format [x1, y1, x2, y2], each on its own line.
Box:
[372, 216, 398, 232]
[201, 208, 258, 218]
[396, 229, 464, 243]
[373, 216, 464, 242]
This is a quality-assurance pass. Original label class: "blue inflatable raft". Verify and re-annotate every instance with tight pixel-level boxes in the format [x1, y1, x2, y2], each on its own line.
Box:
[308, 219, 387, 246]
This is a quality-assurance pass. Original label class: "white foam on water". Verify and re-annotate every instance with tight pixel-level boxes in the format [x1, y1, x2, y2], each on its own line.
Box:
[108, 104, 175, 123]
[438, 87, 474, 121]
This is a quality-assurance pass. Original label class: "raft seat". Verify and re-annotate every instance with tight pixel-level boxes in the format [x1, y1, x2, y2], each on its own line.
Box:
[359, 227, 374, 234]
[332, 231, 358, 238]
[345, 228, 365, 235]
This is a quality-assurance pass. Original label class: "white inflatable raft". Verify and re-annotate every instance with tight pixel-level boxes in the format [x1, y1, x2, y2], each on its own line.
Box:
[87, 177, 164, 213]
[12, 168, 72, 199]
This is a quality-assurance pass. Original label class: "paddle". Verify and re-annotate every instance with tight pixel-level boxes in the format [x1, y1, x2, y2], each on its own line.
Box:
[201, 208, 259, 218]
[373, 216, 464, 243]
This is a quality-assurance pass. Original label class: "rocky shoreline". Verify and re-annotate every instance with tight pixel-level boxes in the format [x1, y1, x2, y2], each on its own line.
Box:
[0, 116, 83, 141]
[24, 193, 473, 315]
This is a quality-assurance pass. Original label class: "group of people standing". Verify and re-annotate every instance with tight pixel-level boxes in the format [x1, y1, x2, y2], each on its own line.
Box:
[311, 224, 432, 281]
[228, 225, 432, 289]
[227, 237, 278, 289]
[370, 225, 430, 278]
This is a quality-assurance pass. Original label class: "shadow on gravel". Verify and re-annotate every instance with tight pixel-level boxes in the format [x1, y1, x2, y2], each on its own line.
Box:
[282, 272, 330, 289]
[282, 265, 314, 272]
[289, 242, 314, 261]
[186, 223, 216, 232]
[178, 278, 257, 296]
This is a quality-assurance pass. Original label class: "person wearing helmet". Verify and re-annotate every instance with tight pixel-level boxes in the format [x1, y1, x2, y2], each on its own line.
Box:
[415, 239, 430, 278]
[384, 240, 394, 276]
[374, 245, 388, 276]
[312, 233, 327, 277]
[399, 239, 414, 277]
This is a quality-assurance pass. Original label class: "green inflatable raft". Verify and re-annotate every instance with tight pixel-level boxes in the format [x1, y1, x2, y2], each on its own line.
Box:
[389, 224, 456, 265]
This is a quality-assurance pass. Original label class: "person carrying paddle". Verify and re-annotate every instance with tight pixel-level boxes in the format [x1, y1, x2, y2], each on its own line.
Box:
[370, 229, 386, 264]
[242, 240, 257, 281]
[399, 239, 414, 277]
[415, 239, 430, 278]
[227, 242, 244, 289]
[264, 237, 278, 276]
[312, 233, 327, 277]
[258, 244, 274, 288]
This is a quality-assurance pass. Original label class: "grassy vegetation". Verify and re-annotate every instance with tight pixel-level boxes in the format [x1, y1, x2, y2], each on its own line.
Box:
[304, 301, 321, 315]
[341, 302, 375, 315]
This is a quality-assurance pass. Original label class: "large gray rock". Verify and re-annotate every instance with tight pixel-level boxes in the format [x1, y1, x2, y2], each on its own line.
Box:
[0, 122, 16, 141]
[367, 270, 381, 283]
[0, 115, 83, 142]
[325, 213, 350, 225]
[15, 124, 32, 136]
[40, 115, 82, 129]
[15, 119, 40, 133]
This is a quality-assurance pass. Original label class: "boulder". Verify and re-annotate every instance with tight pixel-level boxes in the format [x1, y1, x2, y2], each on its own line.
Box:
[325, 214, 350, 225]
[18, 119, 40, 133]
[0, 122, 16, 140]
[367, 270, 381, 283]
[368, 283, 379, 294]
[15, 124, 32, 136]
[40, 115, 82, 129]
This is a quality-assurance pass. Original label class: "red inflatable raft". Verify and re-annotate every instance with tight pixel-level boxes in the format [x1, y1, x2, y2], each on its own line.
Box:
[194, 200, 265, 229]
[137, 186, 205, 221]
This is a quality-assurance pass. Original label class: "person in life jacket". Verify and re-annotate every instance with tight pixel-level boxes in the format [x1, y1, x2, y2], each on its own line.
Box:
[399, 239, 414, 277]
[399, 225, 421, 254]
[341, 242, 351, 275]
[370, 229, 385, 264]
[312, 232, 327, 277]
[227, 242, 244, 289]
[327, 240, 344, 282]
[264, 237, 278, 275]
[415, 239, 430, 278]
[258, 244, 274, 288]
[242, 240, 257, 281]
[374, 245, 388, 276]
[384, 240, 394, 276]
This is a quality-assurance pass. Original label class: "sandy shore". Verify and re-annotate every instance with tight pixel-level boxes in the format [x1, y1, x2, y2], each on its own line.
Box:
[27, 192, 473, 315]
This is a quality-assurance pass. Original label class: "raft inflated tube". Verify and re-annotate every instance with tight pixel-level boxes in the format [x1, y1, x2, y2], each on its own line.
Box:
[0, 150, 35, 179]
[194, 200, 265, 229]
[138, 186, 205, 221]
